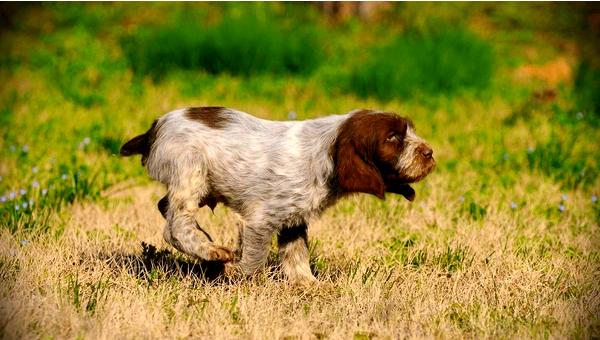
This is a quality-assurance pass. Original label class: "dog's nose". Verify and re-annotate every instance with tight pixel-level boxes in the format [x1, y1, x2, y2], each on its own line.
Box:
[421, 146, 433, 159]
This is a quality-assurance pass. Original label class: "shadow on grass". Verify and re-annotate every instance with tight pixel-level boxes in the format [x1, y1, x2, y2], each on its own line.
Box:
[98, 242, 342, 285]
[100, 242, 229, 284]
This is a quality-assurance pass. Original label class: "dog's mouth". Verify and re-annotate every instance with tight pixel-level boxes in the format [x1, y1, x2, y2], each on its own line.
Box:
[395, 183, 416, 201]
[401, 159, 436, 184]
[386, 162, 436, 201]
[400, 162, 435, 201]
[383, 157, 435, 201]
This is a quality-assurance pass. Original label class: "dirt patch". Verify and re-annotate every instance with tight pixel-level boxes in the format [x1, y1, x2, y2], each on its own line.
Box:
[514, 57, 573, 85]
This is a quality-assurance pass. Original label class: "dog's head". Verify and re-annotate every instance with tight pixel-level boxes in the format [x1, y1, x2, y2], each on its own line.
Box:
[333, 110, 435, 201]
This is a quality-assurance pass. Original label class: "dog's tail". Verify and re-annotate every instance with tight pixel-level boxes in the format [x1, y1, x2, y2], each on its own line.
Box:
[120, 120, 159, 165]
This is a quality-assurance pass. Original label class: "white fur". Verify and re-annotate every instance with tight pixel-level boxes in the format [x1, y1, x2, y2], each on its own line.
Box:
[396, 126, 428, 180]
[148, 108, 347, 224]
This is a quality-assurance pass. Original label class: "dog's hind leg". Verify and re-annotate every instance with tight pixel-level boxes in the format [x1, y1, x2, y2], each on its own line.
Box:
[158, 194, 214, 242]
[162, 170, 233, 262]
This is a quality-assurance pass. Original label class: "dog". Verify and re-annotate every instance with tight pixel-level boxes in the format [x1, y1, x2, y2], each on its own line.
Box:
[121, 107, 435, 282]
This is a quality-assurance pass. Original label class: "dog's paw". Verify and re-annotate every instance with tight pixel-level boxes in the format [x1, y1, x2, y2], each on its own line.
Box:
[207, 245, 234, 262]
[222, 261, 242, 279]
[286, 272, 318, 285]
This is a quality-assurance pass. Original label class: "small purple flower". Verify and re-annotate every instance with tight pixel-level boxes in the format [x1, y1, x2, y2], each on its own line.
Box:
[459, 196, 465, 203]
[21, 202, 28, 209]
[32, 180, 40, 188]
[19, 188, 26, 196]
[14, 204, 19, 211]
[28, 199, 34, 206]
[510, 201, 518, 209]
[61, 174, 68, 180]
[8, 192, 16, 200]
[22, 145, 29, 153]
[559, 204, 566, 212]
[41, 188, 48, 196]
[32, 166, 39, 174]
[0, 196, 6, 203]
[592, 195, 598, 203]
[561, 194, 568, 201]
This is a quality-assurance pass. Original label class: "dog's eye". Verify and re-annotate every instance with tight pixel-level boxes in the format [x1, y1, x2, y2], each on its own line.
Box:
[386, 134, 399, 143]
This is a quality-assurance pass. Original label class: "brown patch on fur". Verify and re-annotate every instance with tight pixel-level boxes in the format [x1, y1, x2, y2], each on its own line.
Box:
[120, 119, 161, 166]
[332, 110, 409, 199]
[159, 174, 227, 216]
[208, 246, 234, 262]
[185, 107, 231, 129]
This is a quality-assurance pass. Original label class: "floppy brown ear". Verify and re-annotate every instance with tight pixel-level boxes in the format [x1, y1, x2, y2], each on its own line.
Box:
[335, 142, 385, 199]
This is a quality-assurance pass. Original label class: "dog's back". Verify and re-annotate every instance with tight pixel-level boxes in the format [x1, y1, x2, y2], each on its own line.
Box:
[120, 107, 346, 213]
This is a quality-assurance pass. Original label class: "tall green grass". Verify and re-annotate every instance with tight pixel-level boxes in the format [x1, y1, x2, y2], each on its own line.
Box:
[347, 29, 494, 101]
[574, 62, 600, 123]
[122, 14, 324, 80]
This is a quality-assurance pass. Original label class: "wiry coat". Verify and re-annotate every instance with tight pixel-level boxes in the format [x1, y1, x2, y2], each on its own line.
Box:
[121, 107, 435, 282]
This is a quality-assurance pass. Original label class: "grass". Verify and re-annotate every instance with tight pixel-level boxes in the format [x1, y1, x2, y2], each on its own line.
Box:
[574, 61, 600, 120]
[347, 28, 495, 101]
[1, 2, 599, 339]
[122, 11, 324, 80]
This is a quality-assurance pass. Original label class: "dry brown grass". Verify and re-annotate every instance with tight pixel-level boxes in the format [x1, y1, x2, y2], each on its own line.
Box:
[1, 171, 598, 339]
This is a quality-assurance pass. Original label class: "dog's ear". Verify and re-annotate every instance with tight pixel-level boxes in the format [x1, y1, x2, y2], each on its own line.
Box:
[335, 138, 385, 199]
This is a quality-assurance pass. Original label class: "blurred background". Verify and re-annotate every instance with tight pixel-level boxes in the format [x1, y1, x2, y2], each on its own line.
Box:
[0, 2, 598, 231]
[2, 3, 599, 106]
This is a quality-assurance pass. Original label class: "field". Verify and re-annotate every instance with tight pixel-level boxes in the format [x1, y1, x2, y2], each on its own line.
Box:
[1, 3, 599, 338]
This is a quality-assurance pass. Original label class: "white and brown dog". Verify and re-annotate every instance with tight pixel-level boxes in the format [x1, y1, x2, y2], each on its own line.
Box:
[121, 107, 435, 282]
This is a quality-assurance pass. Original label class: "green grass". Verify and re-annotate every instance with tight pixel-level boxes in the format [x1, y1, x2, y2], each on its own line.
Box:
[347, 29, 495, 101]
[0, 162, 103, 234]
[122, 12, 324, 80]
[574, 61, 600, 121]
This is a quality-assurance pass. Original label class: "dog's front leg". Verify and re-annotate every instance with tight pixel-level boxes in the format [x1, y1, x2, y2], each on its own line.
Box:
[278, 223, 316, 283]
[236, 221, 275, 277]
